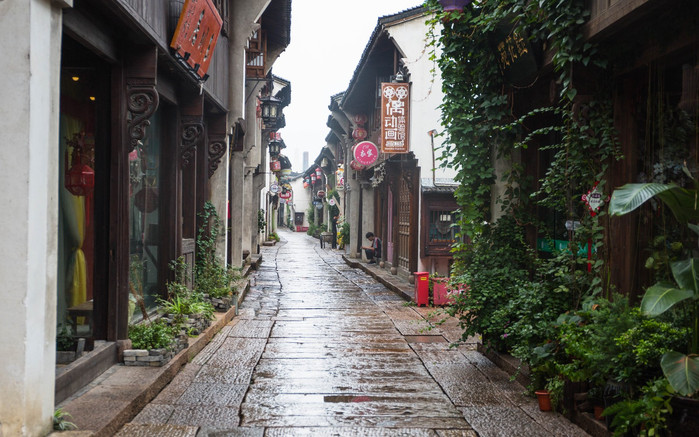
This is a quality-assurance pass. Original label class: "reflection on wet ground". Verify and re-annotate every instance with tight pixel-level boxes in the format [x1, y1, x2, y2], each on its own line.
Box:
[119, 230, 589, 437]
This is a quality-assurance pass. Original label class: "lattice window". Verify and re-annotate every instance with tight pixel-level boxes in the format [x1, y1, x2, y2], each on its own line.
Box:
[397, 177, 411, 272]
[246, 28, 266, 79]
[428, 210, 457, 244]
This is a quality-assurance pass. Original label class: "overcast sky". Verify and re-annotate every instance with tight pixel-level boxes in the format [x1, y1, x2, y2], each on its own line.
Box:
[272, 0, 425, 172]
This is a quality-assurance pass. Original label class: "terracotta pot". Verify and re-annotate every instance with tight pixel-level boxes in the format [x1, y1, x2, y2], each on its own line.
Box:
[593, 405, 604, 421]
[535, 390, 552, 412]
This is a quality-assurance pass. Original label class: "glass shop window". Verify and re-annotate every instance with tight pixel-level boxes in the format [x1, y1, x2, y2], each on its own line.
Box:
[128, 109, 163, 322]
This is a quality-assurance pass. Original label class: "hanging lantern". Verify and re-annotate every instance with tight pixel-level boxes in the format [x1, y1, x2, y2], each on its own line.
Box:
[270, 160, 281, 172]
[315, 167, 323, 178]
[317, 190, 326, 198]
[303, 181, 309, 189]
[354, 114, 368, 125]
[259, 95, 282, 127]
[66, 163, 95, 196]
[438, 0, 472, 12]
[352, 126, 367, 141]
[350, 160, 365, 171]
[65, 135, 95, 196]
[310, 173, 316, 182]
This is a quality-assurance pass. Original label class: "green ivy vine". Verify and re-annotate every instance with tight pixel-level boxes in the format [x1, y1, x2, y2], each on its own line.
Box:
[424, 0, 625, 361]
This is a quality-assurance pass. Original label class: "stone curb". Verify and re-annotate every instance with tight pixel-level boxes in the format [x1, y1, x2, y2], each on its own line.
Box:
[341, 254, 414, 302]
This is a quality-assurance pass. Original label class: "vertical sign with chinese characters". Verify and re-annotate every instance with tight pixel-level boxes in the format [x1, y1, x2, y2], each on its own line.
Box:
[170, 0, 223, 80]
[380, 82, 410, 154]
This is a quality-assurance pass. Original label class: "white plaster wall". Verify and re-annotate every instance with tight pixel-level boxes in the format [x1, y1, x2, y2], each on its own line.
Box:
[289, 177, 311, 228]
[0, 0, 64, 435]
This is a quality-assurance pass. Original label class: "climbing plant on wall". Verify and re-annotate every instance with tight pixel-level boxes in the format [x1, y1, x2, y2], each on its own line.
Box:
[424, 0, 623, 352]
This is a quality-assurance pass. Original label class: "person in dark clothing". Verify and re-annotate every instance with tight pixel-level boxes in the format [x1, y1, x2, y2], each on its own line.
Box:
[362, 232, 382, 264]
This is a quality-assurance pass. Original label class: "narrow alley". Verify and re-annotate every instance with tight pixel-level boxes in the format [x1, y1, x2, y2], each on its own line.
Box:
[116, 230, 589, 436]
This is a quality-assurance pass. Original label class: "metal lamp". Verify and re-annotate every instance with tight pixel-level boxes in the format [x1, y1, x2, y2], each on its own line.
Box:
[260, 95, 282, 126]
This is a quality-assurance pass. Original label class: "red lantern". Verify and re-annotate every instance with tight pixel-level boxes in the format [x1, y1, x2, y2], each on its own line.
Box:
[315, 167, 323, 178]
[350, 160, 365, 171]
[352, 127, 367, 141]
[65, 162, 95, 196]
[310, 173, 316, 182]
[270, 160, 281, 171]
[354, 114, 368, 125]
[303, 182, 309, 189]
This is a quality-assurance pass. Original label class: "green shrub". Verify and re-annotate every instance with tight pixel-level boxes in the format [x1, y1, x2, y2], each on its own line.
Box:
[128, 319, 175, 350]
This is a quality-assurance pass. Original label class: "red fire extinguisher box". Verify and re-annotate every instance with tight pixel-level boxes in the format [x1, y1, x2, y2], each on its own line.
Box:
[414, 272, 429, 306]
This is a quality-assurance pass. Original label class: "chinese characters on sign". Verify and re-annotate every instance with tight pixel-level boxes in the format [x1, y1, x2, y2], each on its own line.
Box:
[491, 19, 539, 87]
[353, 141, 379, 167]
[170, 0, 223, 80]
[496, 32, 528, 70]
[380, 83, 410, 154]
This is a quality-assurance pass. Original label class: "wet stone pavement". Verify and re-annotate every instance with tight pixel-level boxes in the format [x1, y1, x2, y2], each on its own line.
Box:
[117, 230, 589, 437]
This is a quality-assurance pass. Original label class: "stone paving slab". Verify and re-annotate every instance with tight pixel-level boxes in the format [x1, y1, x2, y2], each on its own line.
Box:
[115, 423, 198, 436]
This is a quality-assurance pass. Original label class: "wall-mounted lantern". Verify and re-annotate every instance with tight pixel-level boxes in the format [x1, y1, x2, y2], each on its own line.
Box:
[315, 167, 323, 179]
[320, 157, 329, 168]
[260, 95, 282, 126]
[268, 140, 282, 157]
[310, 173, 316, 183]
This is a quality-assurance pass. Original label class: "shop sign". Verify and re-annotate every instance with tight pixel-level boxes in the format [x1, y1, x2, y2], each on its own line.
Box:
[279, 191, 292, 200]
[537, 238, 594, 256]
[270, 183, 280, 194]
[581, 183, 608, 217]
[353, 141, 379, 167]
[336, 166, 345, 191]
[490, 18, 539, 88]
[380, 82, 410, 153]
[328, 198, 336, 206]
[170, 0, 223, 80]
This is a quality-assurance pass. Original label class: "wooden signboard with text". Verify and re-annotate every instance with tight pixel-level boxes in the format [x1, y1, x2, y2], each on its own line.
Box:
[380, 82, 410, 154]
[170, 0, 223, 79]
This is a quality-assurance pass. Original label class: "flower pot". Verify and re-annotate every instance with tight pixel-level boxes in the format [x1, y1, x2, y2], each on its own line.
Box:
[593, 405, 604, 421]
[535, 390, 553, 412]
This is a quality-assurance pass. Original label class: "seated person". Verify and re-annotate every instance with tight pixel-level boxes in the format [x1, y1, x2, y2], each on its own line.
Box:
[361, 232, 382, 264]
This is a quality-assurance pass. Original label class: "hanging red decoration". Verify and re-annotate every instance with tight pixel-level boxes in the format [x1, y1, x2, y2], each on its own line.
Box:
[352, 126, 367, 141]
[65, 163, 95, 196]
[350, 160, 365, 171]
[270, 160, 281, 172]
[303, 182, 309, 189]
[315, 167, 323, 178]
[354, 114, 368, 125]
[65, 133, 95, 197]
[310, 173, 316, 182]
[317, 190, 326, 198]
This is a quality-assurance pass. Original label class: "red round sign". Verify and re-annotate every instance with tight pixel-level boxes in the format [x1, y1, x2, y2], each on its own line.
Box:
[353, 141, 379, 166]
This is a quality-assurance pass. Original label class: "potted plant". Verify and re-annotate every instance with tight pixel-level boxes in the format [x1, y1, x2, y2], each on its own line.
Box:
[610, 172, 699, 432]
[124, 318, 181, 367]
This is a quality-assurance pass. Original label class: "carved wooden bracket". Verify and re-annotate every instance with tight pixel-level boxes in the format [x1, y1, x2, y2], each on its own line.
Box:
[127, 84, 159, 153]
[208, 138, 227, 178]
[181, 118, 204, 169]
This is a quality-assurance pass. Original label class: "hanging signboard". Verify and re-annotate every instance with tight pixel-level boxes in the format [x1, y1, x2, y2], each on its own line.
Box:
[490, 18, 540, 88]
[336, 165, 345, 191]
[270, 183, 280, 194]
[279, 191, 292, 200]
[170, 0, 223, 80]
[353, 141, 379, 167]
[380, 82, 410, 153]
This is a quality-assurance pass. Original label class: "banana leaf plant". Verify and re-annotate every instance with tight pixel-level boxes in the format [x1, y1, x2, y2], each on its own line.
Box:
[609, 176, 699, 397]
